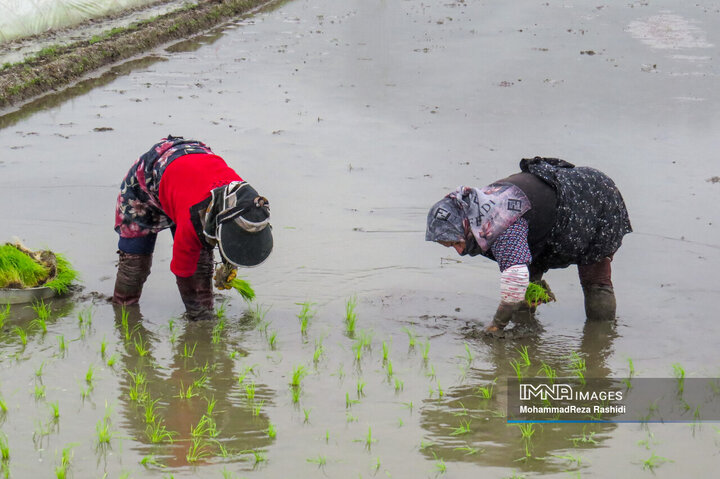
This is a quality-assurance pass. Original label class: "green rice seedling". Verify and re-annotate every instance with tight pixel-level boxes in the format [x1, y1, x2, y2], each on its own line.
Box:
[134, 335, 149, 357]
[215, 300, 228, 321]
[100, 337, 107, 358]
[672, 363, 685, 394]
[382, 341, 390, 362]
[106, 353, 118, 367]
[394, 377, 404, 392]
[246, 448, 267, 466]
[77, 307, 92, 326]
[96, 416, 114, 445]
[432, 452, 447, 474]
[477, 380, 496, 400]
[266, 422, 277, 439]
[569, 352, 586, 385]
[290, 387, 301, 404]
[296, 301, 316, 335]
[425, 363, 436, 380]
[140, 454, 165, 468]
[421, 340, 430, 362]
[192, 374, 209, 391]
[35, 361, 45, 379]
[450, 419, 472, 436]
[454, 445, 481, 455]
[85, 365, 95, 386]
[312, 339, 324, 365]
[628, 357, 635, 378]
[510, 359, 523, 381]
[13, 326, 27, 346]
[525, 282, 551, 306]
[145, 420, 176, 444]
[268, 330, 278, 349]
[54, 444, 74, 479]
[402, 327, 417, 348]
[303, 408, 311, 423]
[642, 452, 672, 471]
[49, 401, 60, 420]
[463, 342, 474, 363]
[290, 365, 308, 389]
[185, 436, 210, 463]
[453, 402, 469, 417]
[144, 398, 161, 424]
[0, 396, 8, 415]
[385, 359, 394, 377]
[436, 382, 445, 399]
[538, 362, 557, 383]
[554, 453, 583, 467]
[345, 296, 358, 335]
[205, 396, 216, 417]
[120, 306, 131, 341]
[307, 455, 327, 467]
[32, 299, 51, 321]
[356, 378, 366, 397]
[0, 304, 10, 328]
[35, 384, 46, 400]
[0, 434, 9, 462]
[252, 400, 266, 417]
[56, 335, 67, 355]
[244, 381, 256, 401]
[517, 423, 535, 440]
[516, 346, 531, 367]
[346, 392, 359, 409]
[352, 338, 364, 362]
[181, 342, 197, 358]
[29, 315, 47, 334]
[363, 426, 376, 449]
[230, 277, 256, 303]
[175, 381, 198, 400]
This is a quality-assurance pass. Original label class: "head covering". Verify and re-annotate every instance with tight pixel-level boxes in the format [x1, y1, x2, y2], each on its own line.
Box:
[203, 181, 273, 267]
[425, 196, 467, 243]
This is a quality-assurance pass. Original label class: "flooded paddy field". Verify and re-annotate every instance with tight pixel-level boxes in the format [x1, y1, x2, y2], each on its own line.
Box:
[0, 0, 719, 477]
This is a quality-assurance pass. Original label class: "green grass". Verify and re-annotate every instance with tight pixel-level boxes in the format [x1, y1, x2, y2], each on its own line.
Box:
[672, 363, 685, 394]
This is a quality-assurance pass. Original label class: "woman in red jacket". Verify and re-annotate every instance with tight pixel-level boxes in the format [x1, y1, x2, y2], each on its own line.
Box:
[113, 136, 273, 320]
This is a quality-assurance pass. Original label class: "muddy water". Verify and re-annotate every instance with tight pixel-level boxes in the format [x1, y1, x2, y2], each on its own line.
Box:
[0, 0, 719, 477]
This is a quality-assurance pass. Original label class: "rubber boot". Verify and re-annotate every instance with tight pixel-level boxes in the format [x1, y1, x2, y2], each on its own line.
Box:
[176, 248, 215, 321]
[487, 301, 532, 332]
[112, 252, 153, 305]
[583, 285, 616, 322]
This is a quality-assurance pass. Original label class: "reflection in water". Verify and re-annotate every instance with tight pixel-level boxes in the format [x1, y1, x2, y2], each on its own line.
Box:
[418, 320, 619, 474]
[112, 304, 273, 469]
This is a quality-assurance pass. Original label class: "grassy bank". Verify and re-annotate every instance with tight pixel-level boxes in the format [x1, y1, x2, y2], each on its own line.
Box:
[0, 0, 283, 109]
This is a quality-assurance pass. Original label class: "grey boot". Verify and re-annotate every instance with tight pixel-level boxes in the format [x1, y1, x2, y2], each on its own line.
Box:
[583, 285, 616, 321]
[488, 302, 533, 331]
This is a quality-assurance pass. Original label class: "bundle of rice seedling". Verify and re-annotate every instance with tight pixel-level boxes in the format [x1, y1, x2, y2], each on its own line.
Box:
[230, 278, 255, 302]
[525, 282, 551, 307]
[0, 243, 78, 293]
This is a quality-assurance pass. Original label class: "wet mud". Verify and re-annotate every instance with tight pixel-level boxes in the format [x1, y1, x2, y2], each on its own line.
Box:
[0, 0, 718, 477]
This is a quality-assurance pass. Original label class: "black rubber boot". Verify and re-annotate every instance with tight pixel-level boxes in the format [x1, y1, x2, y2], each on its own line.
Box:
[176, 248, 215, 321]
[112, 252, 153, 305]
[583, 285, 616, 321]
